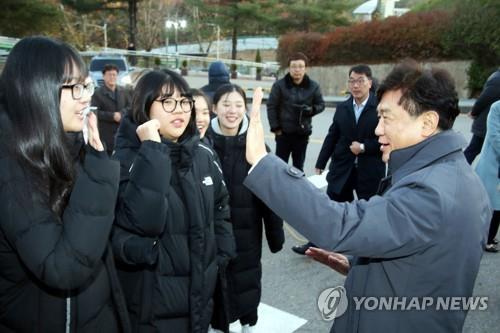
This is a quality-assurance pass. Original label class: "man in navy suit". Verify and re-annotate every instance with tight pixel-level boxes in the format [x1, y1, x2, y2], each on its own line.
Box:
[292, 65, 385, 255]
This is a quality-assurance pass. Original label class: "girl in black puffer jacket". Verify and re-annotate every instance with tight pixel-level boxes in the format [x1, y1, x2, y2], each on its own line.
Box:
[208, 84, 285, 333]
[0, 37, 129, 333]
[112, 69, 235, 333]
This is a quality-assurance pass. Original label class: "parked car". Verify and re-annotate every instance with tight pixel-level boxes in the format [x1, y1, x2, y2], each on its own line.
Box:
[89, 54, 132, 87]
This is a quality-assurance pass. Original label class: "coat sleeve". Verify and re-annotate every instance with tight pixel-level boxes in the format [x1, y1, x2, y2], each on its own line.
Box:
[315, 113, 339, 170]
[310, 84, 325, 116]
[266, 82, 282, 133]
[111, 225, 159, 266]
[258, 198, 285, 253]
[114, 140, 171, 237]
[471, 74, 500, 117]
[212, 156, 236, 263]
[487, 102, 500, 156]
[0, 146, 120, 290]
[244, 155, 445, 259]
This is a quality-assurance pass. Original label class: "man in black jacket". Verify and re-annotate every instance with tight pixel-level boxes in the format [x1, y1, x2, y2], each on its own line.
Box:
[292, 65, 385, 255]
[266, 52, 325, 171]
[464, 68, 500, 164]
[92, 64, 132, 156]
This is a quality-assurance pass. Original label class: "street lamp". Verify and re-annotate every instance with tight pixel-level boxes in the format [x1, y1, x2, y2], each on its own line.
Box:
[88, 23, 108, 50]
[206, 23, 220, 60]
[165, 19, 187, 68]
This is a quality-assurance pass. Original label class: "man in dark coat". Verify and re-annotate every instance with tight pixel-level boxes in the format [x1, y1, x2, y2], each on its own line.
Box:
[244, 64, 491, 333]
[91, 64, 132, 156]
[201, 61, 230, 102]
[266, 52, 325, 171]
[464, 68, 500, 163]
[290, 65, 385, 255]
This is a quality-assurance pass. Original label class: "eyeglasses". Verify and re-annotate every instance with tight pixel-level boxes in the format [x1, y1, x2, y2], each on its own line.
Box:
[61, 82, 95, 100]
[348, 78, 368, 86]
[155, 97, 193, 113]
[290, 65, 305, 70]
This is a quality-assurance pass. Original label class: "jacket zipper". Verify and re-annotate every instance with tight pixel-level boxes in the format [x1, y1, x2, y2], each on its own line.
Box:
[65, 297, 71, 333]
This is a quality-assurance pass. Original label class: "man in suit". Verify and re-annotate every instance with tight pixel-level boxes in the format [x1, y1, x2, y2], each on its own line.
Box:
[266, 52, 325, 171]
[243, 63, 490, 333]
[292, 65, 385, 255]
[91, 64, 132, 156]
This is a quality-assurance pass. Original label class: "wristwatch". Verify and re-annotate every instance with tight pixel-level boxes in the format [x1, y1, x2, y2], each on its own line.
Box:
[360, 143, 365, 153]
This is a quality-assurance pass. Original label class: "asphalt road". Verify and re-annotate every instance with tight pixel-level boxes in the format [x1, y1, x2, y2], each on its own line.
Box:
[184, 75, 499, 333]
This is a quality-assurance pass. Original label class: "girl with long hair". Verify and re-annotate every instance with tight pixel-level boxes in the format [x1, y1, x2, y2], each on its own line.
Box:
[111, 69, 235, 332]
[0, 36, 129, 332]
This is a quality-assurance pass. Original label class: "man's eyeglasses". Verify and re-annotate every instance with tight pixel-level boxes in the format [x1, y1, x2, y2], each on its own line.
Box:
[155, 97, 193, 113]
[290, 65, 305, 70]
[348, 78, 368, 86]
[61, 82, 95, 100]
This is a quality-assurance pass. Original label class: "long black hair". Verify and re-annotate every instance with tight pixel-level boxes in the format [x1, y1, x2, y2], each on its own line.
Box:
[131, 69, 197, 141]
[0, 36, 88, 216]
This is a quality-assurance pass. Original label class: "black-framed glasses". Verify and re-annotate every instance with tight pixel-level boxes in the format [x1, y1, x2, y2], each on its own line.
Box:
[155, 97, 193, 113]
[61, 82, 95, 100]
[348, 78, 368, 86]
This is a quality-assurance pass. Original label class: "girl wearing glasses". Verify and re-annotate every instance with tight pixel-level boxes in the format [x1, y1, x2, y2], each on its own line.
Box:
[207, 84, 284, 333]
[112, 69, 235, 332]
[0, 37, 129, 332]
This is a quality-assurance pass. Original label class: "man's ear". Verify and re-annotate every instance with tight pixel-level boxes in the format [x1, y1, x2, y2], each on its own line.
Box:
[422, 111, 439, 136]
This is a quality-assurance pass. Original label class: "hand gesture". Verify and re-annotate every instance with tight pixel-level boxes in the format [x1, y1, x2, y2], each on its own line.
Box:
[246, 87, 267, 165]
[306, 247, 350, 276]
[350, 141, 362, 155]
[87, 112, 104, 151]
[136, 119, 161, 143]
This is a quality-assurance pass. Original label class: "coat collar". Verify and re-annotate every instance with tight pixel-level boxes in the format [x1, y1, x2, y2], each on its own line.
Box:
[284, 73, 311, 89]
[388, 130, 467, 184]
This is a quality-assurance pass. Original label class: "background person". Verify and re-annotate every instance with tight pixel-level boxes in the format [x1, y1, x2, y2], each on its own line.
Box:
[92, 63, 132, 156]
[190, 88, 212, 142]
[266, 52, 325, 171]
[111, 69, 235, 332]
[464, 68, 500, 164]
[290, 65, 385, 255]
[201, 61, 231, 104]
[0, 36, 129, 333]
[475, 101, 500, 252]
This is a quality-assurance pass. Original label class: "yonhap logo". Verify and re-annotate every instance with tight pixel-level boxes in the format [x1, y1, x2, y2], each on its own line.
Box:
[317, 286, 348, 321]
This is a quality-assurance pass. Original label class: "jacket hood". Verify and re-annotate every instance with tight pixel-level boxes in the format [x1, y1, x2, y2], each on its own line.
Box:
[389, 130, 467, 183]
[210, 114, 249, 137]
[208, 61, 230, 85]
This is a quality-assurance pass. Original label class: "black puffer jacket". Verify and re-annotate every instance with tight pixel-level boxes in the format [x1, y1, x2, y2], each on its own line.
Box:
[0, 111, 129, 332]
[267, 73, 325, 135]
[111, 116, 235, 333]
[208, 117, 284, 326]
